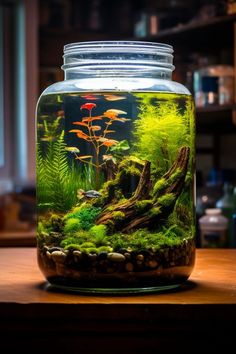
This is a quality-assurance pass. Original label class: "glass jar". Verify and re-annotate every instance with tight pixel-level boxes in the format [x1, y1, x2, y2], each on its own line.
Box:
[36, 41, 195, 293]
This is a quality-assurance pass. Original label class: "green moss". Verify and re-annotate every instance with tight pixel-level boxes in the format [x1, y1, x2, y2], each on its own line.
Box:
[64, 218, 81, 235]
[90, 225, 108, 246]
[153, 178, 168, 196]
[63, 205, 101, 231]
[97, 246, 113, 253]
[149, 206, 161, 217]
[85, 247, 98, 254]
[60, 231, 89, 248]
[168, 168, 182, 183]
[118, 155, 144, 169]
[80, 242, 96, 248]
[37, 221, 46, 235]
[135, 200, 153, 212]
[158, 193, 175, 207]
[112, 211, 125, 222]
[112, 234, 128, 251]
[64, 243, 81, 250]
[90, 224, 107, 237]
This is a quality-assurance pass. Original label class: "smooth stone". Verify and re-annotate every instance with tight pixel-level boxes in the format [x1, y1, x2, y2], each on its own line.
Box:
[73, 250, 82, 257]
[98, 252, 108, 260]
[125, 262, 134, 272]
[51, 250, 67, 263]
[108, 252, 125, 262]
[46, 251, 51, 259]
[89, 254, 97, 262]
[149, 260, 158, 268]
[124, 252, 131, 260]
[136, 254, 144, 262]
[48, 246, 62, 253]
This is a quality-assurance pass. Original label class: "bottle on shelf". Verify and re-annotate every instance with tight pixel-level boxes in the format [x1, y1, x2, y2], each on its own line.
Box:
[199, 208, 228, 248]
[216, 182, 235, 247]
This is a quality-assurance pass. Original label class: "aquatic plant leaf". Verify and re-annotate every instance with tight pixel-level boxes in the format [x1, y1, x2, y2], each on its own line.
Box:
[103, 154, 113, 160]
[80, 103, 96, 111]
[91, 126, 101, 131]
[98, 138, 118, 147]
[113, 117, 130, 122]
[82, 116, 102, 122]
[110, 139, 130, 152]
[69, 129, 90, 140]
[105, 130, 115, 133]
[73, 122, 88, 127]
[77, 155, 93, 159]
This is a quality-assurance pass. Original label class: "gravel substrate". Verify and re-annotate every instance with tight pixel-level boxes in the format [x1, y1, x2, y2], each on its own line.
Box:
[38, 238, 195, 290]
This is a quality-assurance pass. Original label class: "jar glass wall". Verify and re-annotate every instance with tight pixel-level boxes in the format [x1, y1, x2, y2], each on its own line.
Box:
[36, 41, 195, 293]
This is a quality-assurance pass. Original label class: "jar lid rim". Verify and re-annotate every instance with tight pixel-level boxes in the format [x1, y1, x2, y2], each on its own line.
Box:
[64, 41, 173, 54]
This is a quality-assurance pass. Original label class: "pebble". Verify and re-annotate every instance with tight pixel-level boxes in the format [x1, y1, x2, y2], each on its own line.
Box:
[46, 251, 51, 259]
[48, 246, 62, 253]
[124, 252, 131, 260]
[136, 254, 144, 262]
[51, 250, 67, 263]
[125, 262, 134, 272]
[98, 251, 108, 260]
[118, 248, 127, 254]
[89, 254, 97, 262]
[73, 250, 82, 257]
[108, 252, 125, 262]
[148, 260, 158, 268]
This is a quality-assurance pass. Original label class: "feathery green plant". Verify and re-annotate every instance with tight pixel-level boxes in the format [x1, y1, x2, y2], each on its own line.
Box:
[133, 93, 194, 175]
[37, 130, 96, 212]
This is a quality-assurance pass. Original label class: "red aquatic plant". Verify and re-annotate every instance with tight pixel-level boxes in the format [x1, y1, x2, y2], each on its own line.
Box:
[69, 102, 130, 188]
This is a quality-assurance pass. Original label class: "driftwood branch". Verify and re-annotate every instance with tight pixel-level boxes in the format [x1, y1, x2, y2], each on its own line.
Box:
[96, 147, 190, 233]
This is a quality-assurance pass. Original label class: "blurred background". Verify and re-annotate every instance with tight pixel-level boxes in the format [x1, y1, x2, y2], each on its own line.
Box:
[0, 0, 236, 247]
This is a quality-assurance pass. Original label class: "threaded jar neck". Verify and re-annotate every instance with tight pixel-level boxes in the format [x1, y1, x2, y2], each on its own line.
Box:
[62, 41, 175, 80]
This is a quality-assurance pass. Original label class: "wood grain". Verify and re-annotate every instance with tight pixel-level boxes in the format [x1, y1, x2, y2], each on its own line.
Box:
[0, 248, 235, 305]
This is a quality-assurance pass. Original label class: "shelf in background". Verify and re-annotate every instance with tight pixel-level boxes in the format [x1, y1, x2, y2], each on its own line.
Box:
[139, 14, 236, 47]
[0, 230, 36, 247]
[196, 104, 236, 134]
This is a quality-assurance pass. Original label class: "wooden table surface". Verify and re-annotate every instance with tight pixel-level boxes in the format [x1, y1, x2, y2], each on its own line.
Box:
[0, 248, 235, 304]
[0, 248, 235, 353]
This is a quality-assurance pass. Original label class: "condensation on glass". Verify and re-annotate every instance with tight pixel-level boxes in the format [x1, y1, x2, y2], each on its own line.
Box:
[36, 41, 196, 293]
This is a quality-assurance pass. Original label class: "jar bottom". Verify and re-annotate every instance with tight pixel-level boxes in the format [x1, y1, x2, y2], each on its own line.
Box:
[46, 282, 180, 294]
[41, 264, 193, 294]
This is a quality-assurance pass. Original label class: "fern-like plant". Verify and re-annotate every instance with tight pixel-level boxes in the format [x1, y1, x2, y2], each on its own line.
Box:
[37, 130, 97, 213]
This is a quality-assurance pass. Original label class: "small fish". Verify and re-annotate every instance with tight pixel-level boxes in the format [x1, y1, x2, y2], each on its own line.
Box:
[81, 94, 100, 100]
[77, 189, 101, 199]
[104, 94, 126, 101]
[65, 147, 80, 153]
[41, 137, 55, 142]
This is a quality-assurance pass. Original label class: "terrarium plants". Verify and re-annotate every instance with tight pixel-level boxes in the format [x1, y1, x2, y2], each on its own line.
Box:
[37, 130, 95, 213]
[68, 102, 130, 188]
[133, 93, 193, 176]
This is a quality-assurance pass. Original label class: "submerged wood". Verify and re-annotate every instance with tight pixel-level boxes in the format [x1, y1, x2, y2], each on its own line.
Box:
[96, 146, 190, 233]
